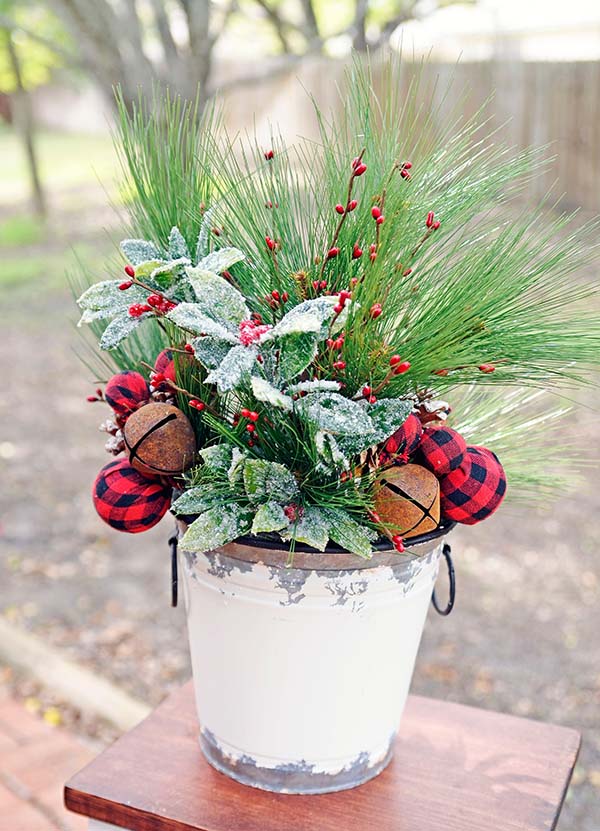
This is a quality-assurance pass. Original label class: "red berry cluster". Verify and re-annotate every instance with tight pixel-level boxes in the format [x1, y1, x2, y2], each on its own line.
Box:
[265, 235, 277, 251]
[400, 161, 412, 180]
[189, 399, 206, 411]
[128, 303, 152, 317]
[391, 534, 405, 552]
[147, 294, 176, 313]
[333, 288, 352, 315]
[283, 503, 304, 522]
[426, 211, 441, 231]
[389, 354, 411, 375]
[371, 205, 385, 226]
[312, 279, 328, 293]
[351, 157, 367, 177]
[268, 289, 289, 309]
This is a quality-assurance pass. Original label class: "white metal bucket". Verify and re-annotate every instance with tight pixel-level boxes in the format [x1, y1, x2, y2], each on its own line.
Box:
[179, 527, 450, 794]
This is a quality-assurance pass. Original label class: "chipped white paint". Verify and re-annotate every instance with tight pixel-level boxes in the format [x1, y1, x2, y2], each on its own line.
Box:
[181, 537, 446, 793]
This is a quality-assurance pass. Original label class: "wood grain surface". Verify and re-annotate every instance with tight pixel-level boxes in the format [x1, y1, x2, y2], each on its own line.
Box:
[65, 682, 580, 831]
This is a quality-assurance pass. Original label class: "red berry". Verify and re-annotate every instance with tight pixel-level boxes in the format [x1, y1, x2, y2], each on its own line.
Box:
[362, 385, 371, 396]
[320, 280, 327, 290]
[393, 361, 411, 375]
[371, 206, 381, 219]
[403, 268, 412, 276]
[350, 277, 359, 286]
[118, 280, 133, 290]
[392, 535, 405, 553]
[333, 338, 344, 350]
[347, 199, 358, 211]
[271, 290, 280, 301]
[400, 169, 411, 179]
[264, 149, 274, 160]
[433, 368, 449, 377]
[333, 304, 344, 314]
[266, 236, 276, 251]
[281, 292, 289, 303]
[327, 247, 340, 259]
[184, 343, 194, 353]
[352, 244, 363, 259]
[370, 303, 382, 319]
[354, 162, 367, 176]
[432, 220, 441, 230]
[368, 395, 377, 404]
[248, 440, 255, 447]
[246, 423, 256, 433]
[426, 211, 435, 228]
[147, 294, 161, 307]
[335, 204, 345, 215]
[249, 411, 259, 422]
[86, 395, 98, 402]
[124, 264, 135, 278]
[479, 364, 496, 373]
[376, 215, 385, 226]
[389, 355, 402, 366]
[241, 408, 251, 418]
[312, 280, 320, 291]
[333, 360, 346, 370]
[402, 161, 412, 170]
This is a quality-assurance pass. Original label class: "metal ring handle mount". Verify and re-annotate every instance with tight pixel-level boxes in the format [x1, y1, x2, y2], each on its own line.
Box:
[431, 542, 455, 616]
[169, 535, 178, 608]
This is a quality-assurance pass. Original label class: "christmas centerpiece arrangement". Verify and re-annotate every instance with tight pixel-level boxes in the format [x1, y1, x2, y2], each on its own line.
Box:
[75, 59, 600, 793]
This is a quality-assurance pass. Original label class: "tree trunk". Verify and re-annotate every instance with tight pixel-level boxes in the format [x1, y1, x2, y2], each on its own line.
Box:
[3, 28, 46, 218]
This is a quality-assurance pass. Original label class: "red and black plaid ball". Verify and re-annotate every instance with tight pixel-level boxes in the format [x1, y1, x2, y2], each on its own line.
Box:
[153, 349, 176, 389]
[105, 371, 150, 416]
[418, 425, 467, 476]
[384, 413, 423, 462]
[439, 445, 507, 525]
[93, 458, 171, 533]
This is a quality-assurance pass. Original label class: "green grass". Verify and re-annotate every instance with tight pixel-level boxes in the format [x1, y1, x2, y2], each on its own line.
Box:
[0, 126, 118, 206]
[0, 214, 46, 247]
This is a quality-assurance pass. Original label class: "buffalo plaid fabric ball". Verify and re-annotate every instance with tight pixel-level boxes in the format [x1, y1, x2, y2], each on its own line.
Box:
[93, 458, 171, 533]
[439, 445, 507, 525]
[153, 349, 176, 388]
[384, 413, 423, 462]
[105, 371, 150, 416]
[418, 425, 467, 476]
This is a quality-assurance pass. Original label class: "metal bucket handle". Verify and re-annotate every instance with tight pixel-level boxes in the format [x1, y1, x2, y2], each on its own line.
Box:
[169, 535, 179, 607]
[431, 542, 455, 616]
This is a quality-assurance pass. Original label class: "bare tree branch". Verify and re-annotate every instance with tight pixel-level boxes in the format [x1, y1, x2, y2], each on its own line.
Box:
[0, 12, 83, 67]
[149, 0, 180, 66]
[253, 0, 293, 54]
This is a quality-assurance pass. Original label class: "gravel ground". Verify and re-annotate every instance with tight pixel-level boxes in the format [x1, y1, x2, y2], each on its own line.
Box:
[1, 243, 599, 829]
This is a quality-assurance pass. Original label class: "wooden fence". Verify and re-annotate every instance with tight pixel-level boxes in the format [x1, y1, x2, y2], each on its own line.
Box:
[222, 58, 600, 212]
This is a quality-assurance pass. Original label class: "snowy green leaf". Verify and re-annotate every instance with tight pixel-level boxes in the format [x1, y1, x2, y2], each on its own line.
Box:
[278, 332, 319, 381]
[251, 376, 293, 411]
[243, 459, 299, 503]
[205, 345, 257, 392]
[267, 297, 342, 339]
[166, 303, 238, 340]
[77, 280, 147, 323]
[321, 508, 375, 559]
[281, 506, 329, 551]
[251, 502, 289, 534]
[179, 504, 253, 554]
[168, 226, 190, 260]
[200, 444, 233, 472]
[299, 392, 373, 436]
[99, 312, 146, 350]
[150, 258, 190, 289]
[120, 239, 162, 265]
[197, 247, 245, 274]
[314, 431, 349, 470]
[171, 488, 220, 516]
[338, 398, 414, 456]
[186, 267, 249, 327]
[191, 336, 233, 369]
[228, 448, 247, 486]
[287, 380, 341, 395]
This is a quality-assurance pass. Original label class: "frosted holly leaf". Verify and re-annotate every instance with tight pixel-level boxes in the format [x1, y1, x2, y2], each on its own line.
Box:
[287, 380, 341, 395]
[299, 392, 373, 436]
[314, 430, 349, 470]
[179, 504, 253, 554]
[191, 336, 233, 370]
[197, 247, 245, 275]
[243, 459, 299, 503]
[338, 398, 413, 456]
[195, 205, 216, 263]
[281, 506, 329, 551]
[266, 297, 347, 340]
[129, 260, 163, 281]
[150, 258, 190, 290]
[278, 332, 319, 381]
[186, 267, 250, 328]
[99, 311, 150, 350]
[321, 508, 375, 559]
[205, 345, 258, 393]
[171, 488, 220, 516]
[168, 226, 190, 260]
[120, 239, 163, 265]
[76, 280, 147, 325]
[166, 303, 238, 341]
[200, 444, 233, 472]
[228, 448, 247, 487]
[251, 377, 293, 411]
[251, 502, 289, 535]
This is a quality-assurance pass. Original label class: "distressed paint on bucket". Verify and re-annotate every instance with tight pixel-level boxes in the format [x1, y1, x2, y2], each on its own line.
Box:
[180, 527, 450, 794]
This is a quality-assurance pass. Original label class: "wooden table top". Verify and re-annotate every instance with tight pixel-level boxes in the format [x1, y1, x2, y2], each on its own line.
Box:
[65, 682, 580, 831]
